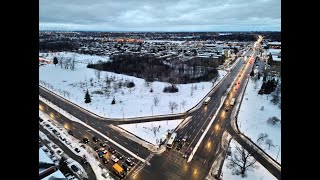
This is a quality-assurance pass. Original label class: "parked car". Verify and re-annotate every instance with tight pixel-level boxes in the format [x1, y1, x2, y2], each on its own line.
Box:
[70, 165, 79, 173]
[56, 150, 63, 156]
[74, 148, 80, 153]
[102, 157, 108, 164]
[98, 151, 104, 158]
[68, 130, 74, 136]
[122, 163, 131, 171]
[111, 155, 119, 163]
[94, 146, 99, 151]
[108, 147, 116, 154]
[125, 158, 134, 166]
[83, 137, 89, 143]
[176, 135, 183, 142]
[100, 142, 107, 147]
[115, 153, 123, 160]
[92, 136, 99, 142]
[81, 158, 88, 164]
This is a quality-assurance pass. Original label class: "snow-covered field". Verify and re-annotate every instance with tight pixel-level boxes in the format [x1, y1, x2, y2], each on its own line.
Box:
[222, 140, 277, 180]
[118, 119, 183, 145]
[39, 52, 227, 118]
[237, 78, 281, 163]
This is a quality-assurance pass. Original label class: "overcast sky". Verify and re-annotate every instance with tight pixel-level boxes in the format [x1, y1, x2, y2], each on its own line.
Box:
[39, 0, 280, 32]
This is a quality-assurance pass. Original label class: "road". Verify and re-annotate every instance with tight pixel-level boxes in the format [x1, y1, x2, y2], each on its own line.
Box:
[39, 37, 280, 179]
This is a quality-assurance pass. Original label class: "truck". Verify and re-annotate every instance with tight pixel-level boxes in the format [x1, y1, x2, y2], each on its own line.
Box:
[204, 97, 211, 105]
[112, 163, 126, 178]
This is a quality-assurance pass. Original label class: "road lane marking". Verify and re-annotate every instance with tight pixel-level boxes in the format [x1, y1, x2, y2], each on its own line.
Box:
[124, 142, 128, 145]
[98, 127, 102, 130]
[114, 136, 118, 139]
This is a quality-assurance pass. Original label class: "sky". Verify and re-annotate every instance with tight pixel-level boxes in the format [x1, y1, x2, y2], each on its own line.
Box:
[39, 0, 281, 32]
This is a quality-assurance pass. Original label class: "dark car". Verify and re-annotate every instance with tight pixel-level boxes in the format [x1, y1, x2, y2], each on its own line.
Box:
[102, 157, 108, 164]
[81, 158, 88, 164]
[93, 146, 99, 151]
[100, 142, 107, 147]
[176, 143, 183, 151]
[98, 151, 104, 158]
[92, 136, 99, 142]
[122, 163, 131, 171]
[74, 148, 80, 153]
[182, 135, 188, 142]
[225, 108, 229, 112]
[125, 158, 134, 166]
[70, 165, 79, 172]
[68, 130, 74, 136]
[176, 135, 183, 142]
[108, 147, 116, 154]
[83, 137, 89, 143]
[39, 118, 43, 122]
[52, 129, 57, 134]
[115, 153, 123, 160]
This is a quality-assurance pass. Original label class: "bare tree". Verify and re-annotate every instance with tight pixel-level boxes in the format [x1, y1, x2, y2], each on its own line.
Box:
[265, 139, 275, 149]
[181, 100, 186, 110]
[59, 58, 63, 68]
[227, 144, 257, 177]
[153, 96, 159, 106]
[267, 116, 280, 125]
[169, 101, 178, 113]
[94, 69, 101, 80]
[257, 133, 268, 144]
[70, 58, 76, 70]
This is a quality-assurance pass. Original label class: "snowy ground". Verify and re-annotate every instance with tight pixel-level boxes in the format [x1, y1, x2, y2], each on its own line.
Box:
[222, 140, 277, 180]
[118, 119, 183, 145]
[39, 52, 227, 118]
[39, 110, 114, 180]
[237, 78, 281, 163]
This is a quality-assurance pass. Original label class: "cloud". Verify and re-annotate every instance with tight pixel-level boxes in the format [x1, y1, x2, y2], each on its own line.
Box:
[40, 0, 280, 31]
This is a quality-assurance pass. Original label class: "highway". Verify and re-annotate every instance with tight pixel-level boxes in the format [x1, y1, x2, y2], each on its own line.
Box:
[39, 36, 281, 180]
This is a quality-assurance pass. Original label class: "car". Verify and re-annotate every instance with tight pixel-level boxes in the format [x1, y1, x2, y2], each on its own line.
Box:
[94, 146, 99, 151]
[51, 144, 59, 149]
[56, 150, 63, 156]
[98, 151, 104, 158]
[39, 118, 43, 122]
[102, 157, 108, 164]
[122, 163, 131, 171]
[52, 129, 57, 134]
[65, 140, 71, 145]
[74, 148, 81, 153]
[108, 147, 116, 154]
[125, 158, 134, 166]
[111, 155, 119, 163]
[100, 142, 107, 147]
[59, 136, 66, 141]
[92, 136, 99, 142]
[115, 153, 123, 160]
[68, 130, 74, 136]
[176, 135, 183, 142]
[102, 149, 108, 154]
[83, 137, 89, 143]
[98, 147, 105, 152]
[182, 135, 188, 142]
[176, 143, 183, 151]
[225, 108, 229, 112]
[81, 158, 88, 164]
[70, 165, 79, 172]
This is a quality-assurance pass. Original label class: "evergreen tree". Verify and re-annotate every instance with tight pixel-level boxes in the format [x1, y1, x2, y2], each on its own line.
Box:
[84, 90, 91, 103]
[111, 97, 115, 104]
[53, 57, 58, 66]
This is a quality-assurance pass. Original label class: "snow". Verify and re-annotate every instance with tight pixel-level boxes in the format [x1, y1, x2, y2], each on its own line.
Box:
[39, 111, 114, 180]
[42, 170, 66, 180]
[237, 78, 281, 163]
[39, 52, 228, 118]
[145, 40, 185, 44]
[118, 119, 183, 145]
[39, 148, 54, 165]
[222, 140, 277, 180]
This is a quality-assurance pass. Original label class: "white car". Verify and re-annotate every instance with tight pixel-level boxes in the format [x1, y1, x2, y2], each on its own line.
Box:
[111, 155, 119, 163]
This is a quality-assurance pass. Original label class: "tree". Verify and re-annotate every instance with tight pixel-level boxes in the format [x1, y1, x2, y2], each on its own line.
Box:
[150, 88, 153, 93]
[169, 101, 178, 113]
[181, 100, 186, 110]
[59, 58, 63, 68]
[265, 139, 275, 149]
[153, 96, 159, 106]
[53, 57, 58, 66]
[94, 69, 101, 80]
[267, 116, 280, 125]
[84, 90, 91, 103]
[257, 133, 268, 144]
[227, 144, 257, 177]
[260, 106, 264, 111]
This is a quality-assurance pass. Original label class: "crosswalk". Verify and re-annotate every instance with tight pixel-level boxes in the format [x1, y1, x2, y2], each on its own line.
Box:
[127, 153, 155, 179]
